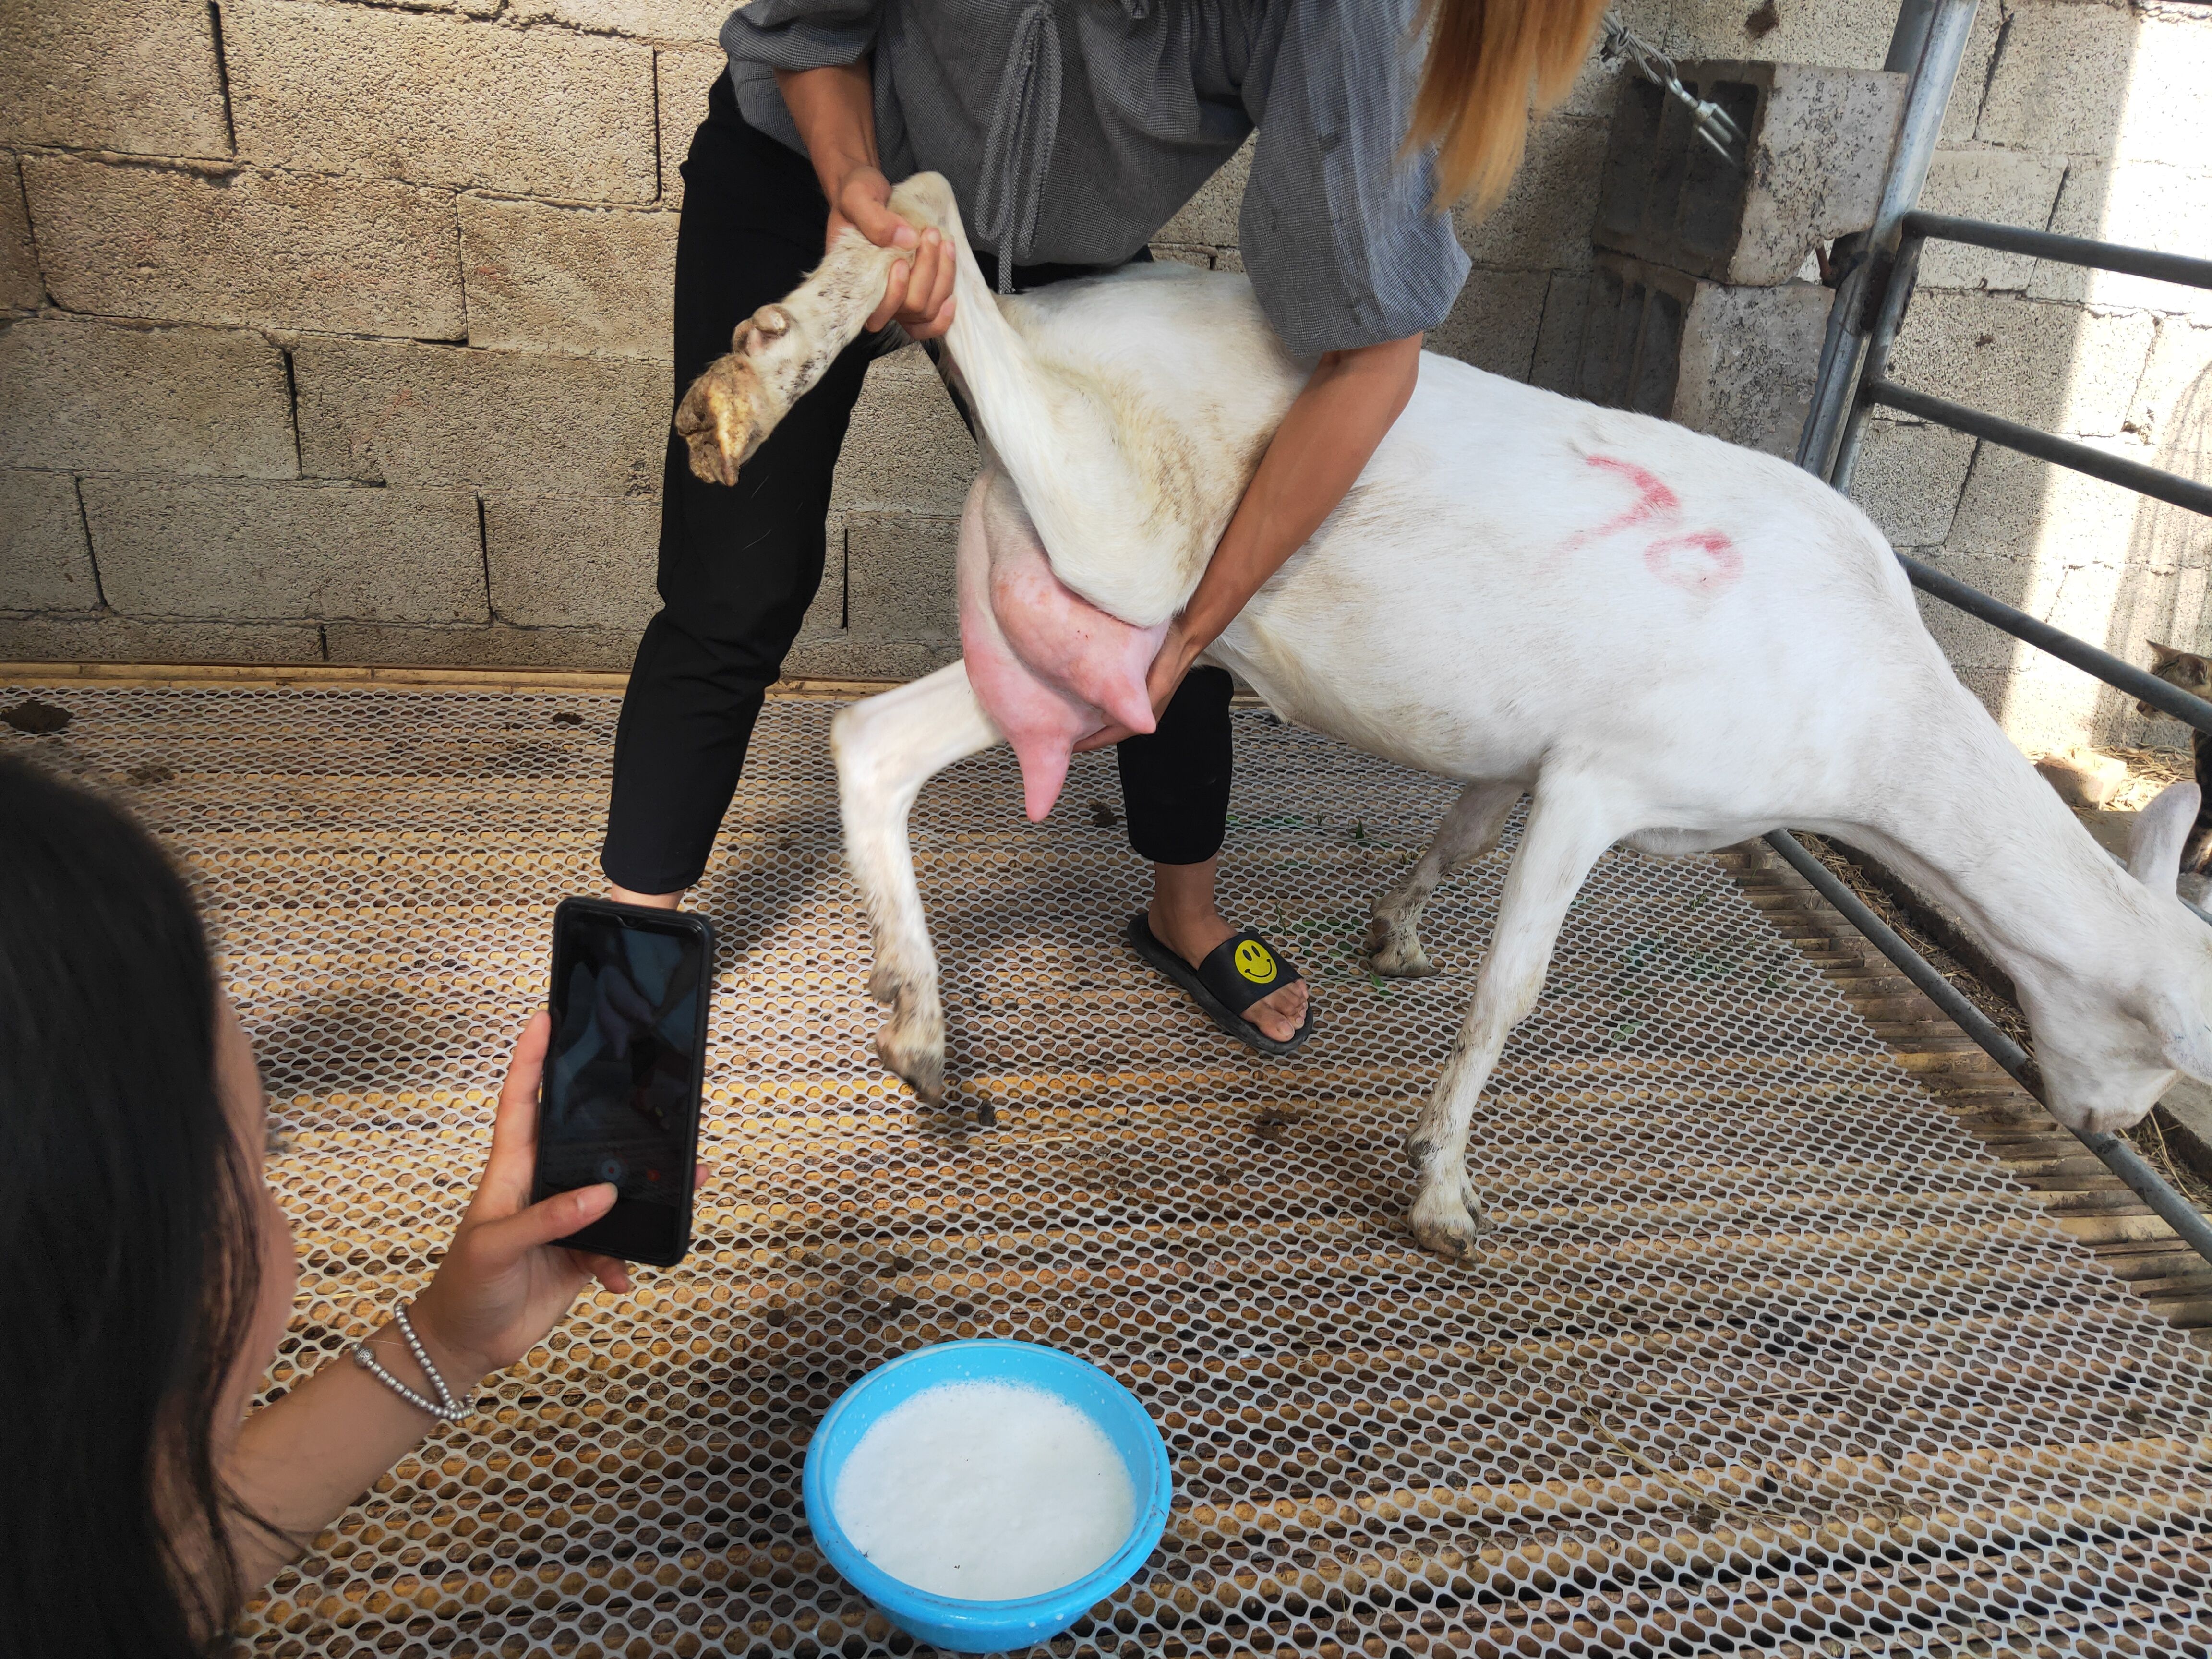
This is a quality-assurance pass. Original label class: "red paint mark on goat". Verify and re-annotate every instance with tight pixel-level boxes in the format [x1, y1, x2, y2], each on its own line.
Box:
[1565, 453, 1742, 595]
[1563, 455, 1679, 551]
[1644, 529, 1742, 592]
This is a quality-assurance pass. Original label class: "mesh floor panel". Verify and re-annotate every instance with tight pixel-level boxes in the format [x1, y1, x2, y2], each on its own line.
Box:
[10, 682, 2212, 1659]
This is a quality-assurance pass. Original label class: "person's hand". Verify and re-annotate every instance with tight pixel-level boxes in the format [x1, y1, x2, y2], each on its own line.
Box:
[828, 165, 956, 341]
[407, 1013, 709, 1384]
[1074, 619, 1203, 753]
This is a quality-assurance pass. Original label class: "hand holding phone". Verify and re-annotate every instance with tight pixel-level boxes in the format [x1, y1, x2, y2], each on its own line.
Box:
[532, 898, 715, 1267]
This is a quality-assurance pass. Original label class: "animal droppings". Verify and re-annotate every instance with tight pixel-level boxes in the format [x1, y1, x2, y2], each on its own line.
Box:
[1, 698, 72, 734]
[832, 1381, 1135, 1600]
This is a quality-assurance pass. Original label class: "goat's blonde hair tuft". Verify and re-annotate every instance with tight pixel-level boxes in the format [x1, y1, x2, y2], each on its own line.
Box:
[1408, 0, 1611, 218]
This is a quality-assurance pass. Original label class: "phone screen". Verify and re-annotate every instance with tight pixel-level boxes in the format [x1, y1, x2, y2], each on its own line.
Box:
[536, 900, 712, 1265]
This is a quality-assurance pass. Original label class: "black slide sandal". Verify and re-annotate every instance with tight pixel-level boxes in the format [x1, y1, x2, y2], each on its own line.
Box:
[1126, 913, 1315, 1058]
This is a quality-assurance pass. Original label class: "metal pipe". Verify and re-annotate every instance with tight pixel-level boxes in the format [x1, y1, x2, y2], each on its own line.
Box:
[1763, 830, 2212, 1266]
[1902, 211, 2212, 289]
[1898, 554, 2212, 734]
[1829, 232, 1927, 492]
[1868, 379, 2212, 518]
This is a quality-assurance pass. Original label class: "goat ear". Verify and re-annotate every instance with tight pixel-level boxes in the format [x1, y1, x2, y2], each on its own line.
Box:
[2162, 1018, 2212, 1084]
[2129, 781, 2201, 894]
[2148, 639, 2186, 671]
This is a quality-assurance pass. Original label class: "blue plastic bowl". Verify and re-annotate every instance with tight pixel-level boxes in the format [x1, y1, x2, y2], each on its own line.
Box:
[802, 1340, 1172, 1653]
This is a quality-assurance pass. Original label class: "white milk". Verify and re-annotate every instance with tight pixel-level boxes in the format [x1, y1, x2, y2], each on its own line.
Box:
[831, 1380, 1137, 1600]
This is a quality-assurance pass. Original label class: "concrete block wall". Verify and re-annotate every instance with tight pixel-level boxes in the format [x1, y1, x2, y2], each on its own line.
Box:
[1, 0, 2207, 754]
[0, 0, 967, 675]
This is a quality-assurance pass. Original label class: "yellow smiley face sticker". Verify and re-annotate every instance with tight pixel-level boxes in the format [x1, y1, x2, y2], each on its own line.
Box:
[1234, 940, 1278, 984]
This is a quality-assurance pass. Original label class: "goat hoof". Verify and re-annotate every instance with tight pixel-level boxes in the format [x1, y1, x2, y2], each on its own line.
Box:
[673, 355, 767, 487]
[1408, 1184, 1493, 1262]
[874, 1010, 947, 1105]
[1362, 917, 1439, 978]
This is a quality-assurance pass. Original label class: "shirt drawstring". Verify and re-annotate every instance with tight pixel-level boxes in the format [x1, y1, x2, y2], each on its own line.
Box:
[972, 1, 1063, 293]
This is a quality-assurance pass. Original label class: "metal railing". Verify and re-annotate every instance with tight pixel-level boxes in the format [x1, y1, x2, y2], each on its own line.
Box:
[1781, 0, 2212, 1265]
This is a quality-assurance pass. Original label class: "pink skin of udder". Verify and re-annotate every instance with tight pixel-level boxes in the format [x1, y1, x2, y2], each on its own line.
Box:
[957, 482, 1166, 822]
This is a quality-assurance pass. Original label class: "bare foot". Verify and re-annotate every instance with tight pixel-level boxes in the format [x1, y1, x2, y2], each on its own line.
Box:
[609, 884, 684, 911]
[1148, 859, 1309, 1045]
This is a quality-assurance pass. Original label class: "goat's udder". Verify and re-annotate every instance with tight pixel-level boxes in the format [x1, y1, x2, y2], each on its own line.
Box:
[962, 525, 1167, 825]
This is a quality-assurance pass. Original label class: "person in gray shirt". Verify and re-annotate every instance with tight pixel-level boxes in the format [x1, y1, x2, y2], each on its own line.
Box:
[601, 0, 1606, 1055]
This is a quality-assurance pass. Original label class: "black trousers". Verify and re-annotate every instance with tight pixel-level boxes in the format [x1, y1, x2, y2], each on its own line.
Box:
[601, 76, 1235, 892]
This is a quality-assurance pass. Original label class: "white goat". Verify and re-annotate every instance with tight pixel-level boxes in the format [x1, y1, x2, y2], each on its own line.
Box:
[677, 174, 2212, 1260]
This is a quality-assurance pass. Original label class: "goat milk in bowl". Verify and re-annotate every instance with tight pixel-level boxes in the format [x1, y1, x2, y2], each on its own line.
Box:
[803, 1341, 1172, 1653]
[833, 1380, 1134, 1597]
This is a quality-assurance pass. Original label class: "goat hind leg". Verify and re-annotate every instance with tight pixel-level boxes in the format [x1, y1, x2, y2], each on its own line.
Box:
[676, 228, 908, 486]
[833, 661, 1002, 1104]
[1366, 781, 1521, 977]
[1407, 785, 1616, 1260]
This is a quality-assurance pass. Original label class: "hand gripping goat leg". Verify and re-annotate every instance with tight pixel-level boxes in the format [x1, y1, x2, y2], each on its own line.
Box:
[678, 171, 2212, 1263]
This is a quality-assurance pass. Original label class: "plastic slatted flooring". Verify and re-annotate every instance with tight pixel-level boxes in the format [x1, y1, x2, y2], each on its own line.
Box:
[9, 683, 2211, 1659]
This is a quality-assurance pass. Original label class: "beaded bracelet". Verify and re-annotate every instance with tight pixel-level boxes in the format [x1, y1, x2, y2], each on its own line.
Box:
[352, 1304, 469, 1423]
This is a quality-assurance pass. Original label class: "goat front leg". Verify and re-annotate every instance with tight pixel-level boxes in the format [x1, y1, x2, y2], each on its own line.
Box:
[1366, 781, 1522, 977]
[1407, 783, 1618, 1260]
[832, 661, 1003, 1104]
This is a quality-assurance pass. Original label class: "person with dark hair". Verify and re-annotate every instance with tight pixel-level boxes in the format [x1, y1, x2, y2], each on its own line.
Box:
[0, 756, 690, 1656]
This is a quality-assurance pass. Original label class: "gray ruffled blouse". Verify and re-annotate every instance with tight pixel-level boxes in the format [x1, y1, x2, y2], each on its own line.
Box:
[721, 0, 1470, 358]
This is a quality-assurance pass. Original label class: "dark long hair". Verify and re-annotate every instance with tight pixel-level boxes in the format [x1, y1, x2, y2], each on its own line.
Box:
[0, 756, 267, 1656]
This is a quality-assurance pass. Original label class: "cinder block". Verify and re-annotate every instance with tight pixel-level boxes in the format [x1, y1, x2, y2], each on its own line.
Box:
[83, 477, 487, 623]
[1662, 0, 1892, 72]
[1914, 147, 2068, 291]
[223, 0, 658, 203]
[655, 46, 726, 210]
[1427, 267, 1549, 381]
[1552, 0, 1671, 120]
[1984, 12, 2145, 156]
[23, 155, 464, 337]
[1905, 544, 2044, 663]
[1844, 418, 1977, 549]
[1527, 272, 1591, 395]
[0, 614, 326, 664]
[2128, 317, 2212, 453]
[507, 0, 729, 42]
[1659, 0, 1999, 146]
[1572, 254, 1828, 454]
[483, 493, 659, 630]
[0, 156, 41, 310]
[1670, 276, 1833, 455]
[0, 317, 296, 478]
[2032, 160, 2212, 320]
[1886, 291, 2156, 439]
[460, 197, 676, 359]
[1978, 3, 2175, 160]
[829, 346, 978, 517]
[324, 621, 639, 671]
[0, 0, 229, 156]
[0, 470, 95, 609]
[1155, 137, 1251, 249]
[1593, 60, 1904, 286]
[1459, 117, 1610, 273]
[1146, 244, 1215, 271]
[293, 337, 667, 495]
[845, 513, 959, 643]
[1946, 434, 2162, 577]
[1573, 254, 1699, 419]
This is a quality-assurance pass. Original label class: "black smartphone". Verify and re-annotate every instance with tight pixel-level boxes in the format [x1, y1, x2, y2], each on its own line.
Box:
[533, 897, 714, 1267]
